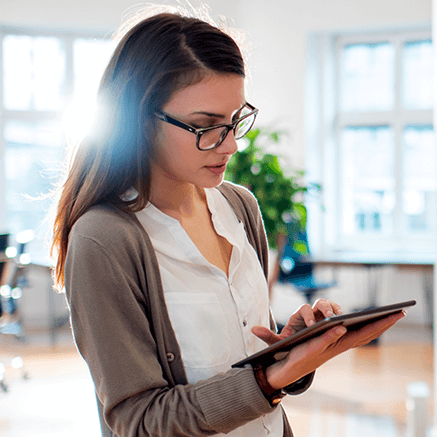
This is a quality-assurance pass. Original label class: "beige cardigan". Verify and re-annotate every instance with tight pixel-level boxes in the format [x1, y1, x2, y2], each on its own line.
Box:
[65, 181, 313, 437]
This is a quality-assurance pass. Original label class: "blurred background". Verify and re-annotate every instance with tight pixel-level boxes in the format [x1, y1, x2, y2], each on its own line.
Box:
[0, 0, 434, 436]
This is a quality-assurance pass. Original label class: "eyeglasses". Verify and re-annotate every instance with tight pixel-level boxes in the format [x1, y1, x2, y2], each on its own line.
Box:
[154, 102, 259, 151]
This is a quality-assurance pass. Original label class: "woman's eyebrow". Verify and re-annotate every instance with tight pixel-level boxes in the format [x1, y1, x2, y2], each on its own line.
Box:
[190, 103, 246, 118]
[190, 111, 225, 118]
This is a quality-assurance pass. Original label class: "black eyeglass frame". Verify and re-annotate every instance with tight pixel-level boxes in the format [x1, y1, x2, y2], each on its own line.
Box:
[154, 102, 259, 151]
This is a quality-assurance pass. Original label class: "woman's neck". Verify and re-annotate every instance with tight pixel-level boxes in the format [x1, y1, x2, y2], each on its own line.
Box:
[149, 180, 207, 221]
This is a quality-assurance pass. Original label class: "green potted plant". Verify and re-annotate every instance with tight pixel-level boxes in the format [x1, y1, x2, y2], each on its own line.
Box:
[225, 128, 318, 252]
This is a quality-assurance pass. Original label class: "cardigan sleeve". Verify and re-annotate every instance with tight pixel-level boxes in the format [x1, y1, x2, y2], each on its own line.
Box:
[65, 212, 277, 437]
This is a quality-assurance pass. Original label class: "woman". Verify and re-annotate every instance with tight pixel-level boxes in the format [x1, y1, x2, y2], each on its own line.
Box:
[51, 7, 405, 437]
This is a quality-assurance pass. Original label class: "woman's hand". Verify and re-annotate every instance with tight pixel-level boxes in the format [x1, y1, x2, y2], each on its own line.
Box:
[252, 299, 343, 346]
[252, 300, 406, 390]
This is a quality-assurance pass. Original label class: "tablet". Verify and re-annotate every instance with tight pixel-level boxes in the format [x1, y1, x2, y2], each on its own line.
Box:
[232, 299, 416, 369]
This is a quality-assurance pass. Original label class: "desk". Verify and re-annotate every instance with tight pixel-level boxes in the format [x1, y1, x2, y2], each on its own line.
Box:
[309, 252, 434, 325]
[310, 251, 434, 267]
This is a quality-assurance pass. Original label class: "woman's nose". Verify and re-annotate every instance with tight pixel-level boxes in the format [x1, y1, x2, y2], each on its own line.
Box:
[216, 130, 238, 155]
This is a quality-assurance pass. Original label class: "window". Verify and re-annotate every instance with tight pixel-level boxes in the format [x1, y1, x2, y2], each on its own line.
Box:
[0, 29, 115, 258]
[307, 29, 435, 254]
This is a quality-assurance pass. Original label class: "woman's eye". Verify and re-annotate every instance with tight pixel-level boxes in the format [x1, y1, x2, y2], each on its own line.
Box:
[232, 115, 243, 125]
[192, 122, 216, 129]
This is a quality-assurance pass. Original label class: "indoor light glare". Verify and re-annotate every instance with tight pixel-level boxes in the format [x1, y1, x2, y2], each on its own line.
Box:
[5, 246, 17, 258]
[16, 229, 34, 244]
[11, 357, 23, 369]
[11, 287, 23, 299]
[19, 253, 31, 265]
[62, 95, 97, 145]
[0, 285, 11, 297]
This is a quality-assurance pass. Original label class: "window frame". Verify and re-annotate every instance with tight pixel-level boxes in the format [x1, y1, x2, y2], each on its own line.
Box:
[0, 26, 112, 254]
[306, 27, 434, 256]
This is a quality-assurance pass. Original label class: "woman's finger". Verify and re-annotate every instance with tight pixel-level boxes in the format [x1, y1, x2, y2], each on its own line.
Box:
[251, 325, 281, 346]
[295, 303, 317, 327]
[331, 310, 406, 349]
[283, 299, 345, 338]
[351, 311, 406, 347]
[312, 299, 343, 319]
[328, 300, 343, 315]
[279, 304, 315, 338]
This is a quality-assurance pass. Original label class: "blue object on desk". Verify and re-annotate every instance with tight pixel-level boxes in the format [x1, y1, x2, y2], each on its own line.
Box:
[278, 223, 337, 304]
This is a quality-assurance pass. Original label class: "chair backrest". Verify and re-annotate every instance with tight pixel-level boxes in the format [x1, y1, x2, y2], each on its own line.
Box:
[0, 234, 9, 253]
[281, 222, 310, 273]
[276, 222, 336, 304]
[0, 234, 9, 286]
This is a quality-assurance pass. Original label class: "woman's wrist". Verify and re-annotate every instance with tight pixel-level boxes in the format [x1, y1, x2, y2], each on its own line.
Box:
[264, 359, 305, 391]
[264, 360, 290, 390]
[253, 364, 286, 406]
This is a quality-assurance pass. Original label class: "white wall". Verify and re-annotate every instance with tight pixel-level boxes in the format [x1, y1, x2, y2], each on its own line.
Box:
[0, 0, 240, 33]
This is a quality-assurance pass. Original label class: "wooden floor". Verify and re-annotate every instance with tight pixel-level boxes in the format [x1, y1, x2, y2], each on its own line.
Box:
[282, 324, 434, 436]
[0, 322, 433, 437]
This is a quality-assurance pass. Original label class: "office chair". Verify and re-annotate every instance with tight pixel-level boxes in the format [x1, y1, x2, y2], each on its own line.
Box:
[273, 221, 337, 305]
[0, 231, 33, 392]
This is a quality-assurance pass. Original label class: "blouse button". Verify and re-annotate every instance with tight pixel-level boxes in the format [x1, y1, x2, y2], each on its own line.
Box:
[166, 352, 175, 363]
[243, 320, 247, 327]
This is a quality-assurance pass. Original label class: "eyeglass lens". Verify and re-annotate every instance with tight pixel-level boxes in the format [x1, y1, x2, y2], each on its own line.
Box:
[198, 108, 256, 150]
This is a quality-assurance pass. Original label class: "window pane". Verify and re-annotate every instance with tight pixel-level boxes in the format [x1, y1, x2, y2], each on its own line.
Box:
[340, 43, 395, 112]
[4, 120, 63, 249]
[73, 38, 114, 97]
[402, 40, 433, 110]
[3, 35, 66, 111]
[341, 126, 395, 236]
[63, 38, 115, 142]
[3, 35, 33, 110]
[403, 126, 436, 233]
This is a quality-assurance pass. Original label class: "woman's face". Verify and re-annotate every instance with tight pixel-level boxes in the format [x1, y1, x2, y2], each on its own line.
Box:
[152, 73, 246, 189]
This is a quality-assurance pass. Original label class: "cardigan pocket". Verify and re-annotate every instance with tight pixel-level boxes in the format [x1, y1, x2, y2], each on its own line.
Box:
[164, 292, 231, 368]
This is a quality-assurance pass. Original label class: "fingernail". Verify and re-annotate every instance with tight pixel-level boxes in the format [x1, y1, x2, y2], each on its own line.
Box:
[337, 310, 343, 315]
[308, 319, 316, 326]
[327, 311, 334, 317]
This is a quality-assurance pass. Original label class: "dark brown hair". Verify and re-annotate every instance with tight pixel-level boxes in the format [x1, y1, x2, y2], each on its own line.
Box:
[51, 11, 245, 291]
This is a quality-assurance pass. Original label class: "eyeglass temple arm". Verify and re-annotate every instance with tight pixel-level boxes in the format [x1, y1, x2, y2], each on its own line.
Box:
[155, 112, 197, 134]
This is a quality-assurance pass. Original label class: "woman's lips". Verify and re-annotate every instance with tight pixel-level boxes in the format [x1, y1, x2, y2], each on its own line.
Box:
[205, 162, 227, 175]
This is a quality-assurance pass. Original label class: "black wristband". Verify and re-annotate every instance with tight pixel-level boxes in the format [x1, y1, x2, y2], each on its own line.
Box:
[253, 363, 286, 406]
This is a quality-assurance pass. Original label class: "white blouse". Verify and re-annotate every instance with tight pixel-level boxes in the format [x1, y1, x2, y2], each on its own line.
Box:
[135, 187, 283, 437]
